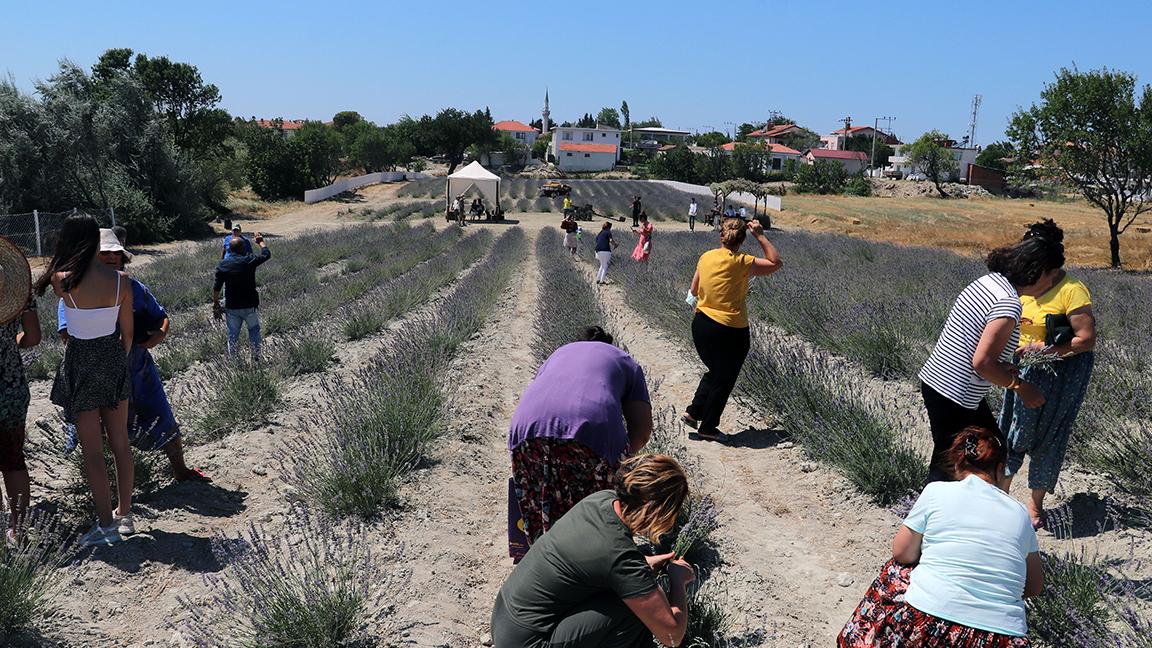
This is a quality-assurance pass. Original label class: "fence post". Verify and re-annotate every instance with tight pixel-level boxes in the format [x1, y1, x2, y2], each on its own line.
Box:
[110, 207, 116, 227]
[33, 210, 42, 257]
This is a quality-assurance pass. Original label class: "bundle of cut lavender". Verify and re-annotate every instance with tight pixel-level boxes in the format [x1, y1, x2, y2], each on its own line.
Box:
[1017, 346, 1070, 375]
[672, 495, 719, 559]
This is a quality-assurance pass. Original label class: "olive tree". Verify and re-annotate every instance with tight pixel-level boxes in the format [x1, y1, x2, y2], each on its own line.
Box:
[905, 131, 958, 198]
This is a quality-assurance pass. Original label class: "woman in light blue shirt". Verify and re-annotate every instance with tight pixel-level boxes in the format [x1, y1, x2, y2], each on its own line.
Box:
[840, 425, 1044, 647]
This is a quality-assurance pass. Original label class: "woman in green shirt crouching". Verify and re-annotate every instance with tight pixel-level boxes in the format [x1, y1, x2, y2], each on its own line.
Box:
[491, 454, 694, 648]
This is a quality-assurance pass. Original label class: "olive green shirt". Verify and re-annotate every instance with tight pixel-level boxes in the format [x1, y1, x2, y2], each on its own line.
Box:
[495, 490, 657, 634]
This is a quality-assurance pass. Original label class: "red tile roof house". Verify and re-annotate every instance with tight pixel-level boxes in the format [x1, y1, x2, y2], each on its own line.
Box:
[254, 118, 307, 138]
[719, 141, 803, 172]
[550, 125, 622, 171]
[803, 148, 870, 174]
[484, 120, 541, 165]
[746, 123, 805, 144]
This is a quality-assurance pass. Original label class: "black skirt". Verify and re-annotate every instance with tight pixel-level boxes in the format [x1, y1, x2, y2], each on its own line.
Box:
[50, 333, 131, 419]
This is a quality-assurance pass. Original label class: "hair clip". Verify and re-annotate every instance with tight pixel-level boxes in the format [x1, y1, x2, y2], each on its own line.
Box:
[964, 436, 979, 458]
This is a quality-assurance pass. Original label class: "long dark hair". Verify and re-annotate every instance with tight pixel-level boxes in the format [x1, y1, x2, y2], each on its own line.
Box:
[985, 219, 1065, 287]
[33, 214, 100, 296]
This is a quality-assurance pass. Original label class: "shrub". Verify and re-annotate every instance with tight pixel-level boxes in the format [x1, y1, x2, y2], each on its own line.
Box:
[842, 174, 873, 196]
[1027, 550, 1113, 646]
[277, 337, 335, 376]
[793, 160, 846, 194]
[532, 228, 609, 364]
[0, 512, 75, 641]
[179, 513, 392, 647]
[192, 361, 282, 442]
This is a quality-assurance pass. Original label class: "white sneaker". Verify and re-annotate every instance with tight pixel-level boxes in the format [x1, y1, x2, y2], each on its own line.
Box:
[113, 509, 135, 535]
[78, 522, 122, 548]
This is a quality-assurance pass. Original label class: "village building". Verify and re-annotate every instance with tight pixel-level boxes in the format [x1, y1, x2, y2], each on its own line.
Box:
[492, 120, 539, 150]
[254, 118, 306, 139]
[551, 125, 622, 172]
[746, 123, 805, 145]
[887, 139, 980, 181]
[630, 126, 692, 145]
[719, 141, 803, 171]
[820, 125, 902, 151]
[803, 148, 870, 174]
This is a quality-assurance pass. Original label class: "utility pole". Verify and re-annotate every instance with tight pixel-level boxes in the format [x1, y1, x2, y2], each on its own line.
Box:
[723, 121, 737, 141]
[870, 115, 894, 172]
[838, 115, 852, 150]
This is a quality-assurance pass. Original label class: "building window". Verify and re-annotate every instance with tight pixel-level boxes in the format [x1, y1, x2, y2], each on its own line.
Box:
[582, 133, 594, 141]
[771, 158, 782, 170]
[565, 152, 573, 157]
[516, 132, 525, 140]
[584, 153, 591, 157]
[562, 132, 572, 140]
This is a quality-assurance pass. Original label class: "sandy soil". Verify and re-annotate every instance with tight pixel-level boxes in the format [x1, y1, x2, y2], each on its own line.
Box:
[16, 183, 1151, 646]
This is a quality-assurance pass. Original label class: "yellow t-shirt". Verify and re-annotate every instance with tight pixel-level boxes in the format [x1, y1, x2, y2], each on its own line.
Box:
[695, 248, 755, 328]
[1018, 274, 1092, 348]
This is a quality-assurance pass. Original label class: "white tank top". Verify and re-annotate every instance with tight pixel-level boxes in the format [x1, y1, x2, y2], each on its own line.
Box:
[62, 274, 122, 340]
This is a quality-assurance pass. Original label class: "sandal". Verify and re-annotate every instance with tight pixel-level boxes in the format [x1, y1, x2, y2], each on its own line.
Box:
[680, 413, 699, 430]
[696, 430, 728, 444]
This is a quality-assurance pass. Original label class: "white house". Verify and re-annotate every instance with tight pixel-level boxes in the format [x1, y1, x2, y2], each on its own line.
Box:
[820, 125, 902, 151]
[804, 148, 870, 174]
[551, 125, 622, 172]
[719, 141, 803, 172]
[887, 140, 980, 181]
[493, 120, 539, 151]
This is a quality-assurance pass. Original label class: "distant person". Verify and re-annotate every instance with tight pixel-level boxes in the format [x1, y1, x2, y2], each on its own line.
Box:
[212, 231, 271, 358]
[724, 204, 735, 220]
[560, 213, 579, 256]
[998, 220, 1095, 529]
[507, 328, 652, 559]
[562, 195, 573, 214]
[221, 224, 253, 260]
[1, 255, 41, 545]
[493, 454, 694, 648]
[683, 218, 782, 442]
[595, 222, 618, 285]
[631, 195, 642, 228]
[35, 214, 135, 547]
[687, 198, 698, 231]
[738, 205, 747, 220]
[451, 196, 462, 221]
[918, 233, 1063, 483]
[631, 212, 653, 263]
[59, 229, 210, 483]
[840, 425, 1042, 647]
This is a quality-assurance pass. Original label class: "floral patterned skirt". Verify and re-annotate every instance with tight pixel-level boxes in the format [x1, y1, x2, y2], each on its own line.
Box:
[509, 437, 616, 560]
[839, 559, 1030, 647]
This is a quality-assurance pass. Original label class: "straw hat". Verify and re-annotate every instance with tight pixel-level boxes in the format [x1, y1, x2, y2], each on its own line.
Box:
[0, 236, 32, 326]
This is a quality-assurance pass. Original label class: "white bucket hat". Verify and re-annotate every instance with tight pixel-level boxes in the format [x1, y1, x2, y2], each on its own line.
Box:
[99, 228, 132, 260]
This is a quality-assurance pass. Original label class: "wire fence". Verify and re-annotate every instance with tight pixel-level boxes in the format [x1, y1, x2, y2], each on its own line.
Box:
[0, 208, 116, 257]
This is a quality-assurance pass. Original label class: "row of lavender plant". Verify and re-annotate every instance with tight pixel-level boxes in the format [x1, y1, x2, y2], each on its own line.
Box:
[532, 227, 609, 364]
[25, 222, 434, 380]
[183, 229, 492, 441]
[283, 228, 528, 520]
[581, 230, 925, 505]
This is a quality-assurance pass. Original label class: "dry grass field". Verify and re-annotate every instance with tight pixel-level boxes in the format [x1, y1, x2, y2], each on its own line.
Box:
[776, 194, 1152, 270]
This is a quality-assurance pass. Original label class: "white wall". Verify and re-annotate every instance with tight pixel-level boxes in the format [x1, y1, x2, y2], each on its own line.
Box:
[556, 150, 617, 172]
[551, 127, 621, 161]
[304, 171, 428, 203]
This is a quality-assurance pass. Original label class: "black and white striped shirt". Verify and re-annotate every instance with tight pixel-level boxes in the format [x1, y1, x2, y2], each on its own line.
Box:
[919, 273, 1022, 409]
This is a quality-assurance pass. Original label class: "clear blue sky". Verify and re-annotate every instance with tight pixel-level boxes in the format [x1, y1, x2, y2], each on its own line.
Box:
[3, 0, 1150, 145]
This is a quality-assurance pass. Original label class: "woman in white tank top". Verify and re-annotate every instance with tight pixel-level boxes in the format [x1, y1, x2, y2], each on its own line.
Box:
[33, 214, 136, 548]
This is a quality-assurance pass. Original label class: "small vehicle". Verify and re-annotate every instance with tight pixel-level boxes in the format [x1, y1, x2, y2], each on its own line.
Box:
[906, 173, 928, 182]
[538, 181, 572, 197]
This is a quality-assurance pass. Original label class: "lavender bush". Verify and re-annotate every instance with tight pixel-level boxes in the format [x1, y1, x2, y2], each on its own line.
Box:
[179, 513, 391, 647]
[191, 360, 282, 442]
[284, 229, 528, 519]
[672, 495, 719, 559]
[0, 511, 77, 641]
[533, 227, 609, 364]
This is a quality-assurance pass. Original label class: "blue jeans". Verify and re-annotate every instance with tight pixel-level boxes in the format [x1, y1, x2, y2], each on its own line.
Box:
[225, 307, 261, 356]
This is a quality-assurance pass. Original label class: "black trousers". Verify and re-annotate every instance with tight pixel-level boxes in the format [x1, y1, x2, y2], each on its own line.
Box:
[920, 382, 1001, 484]
[688, 312, 751, 434]
[491, 592, 651, 648]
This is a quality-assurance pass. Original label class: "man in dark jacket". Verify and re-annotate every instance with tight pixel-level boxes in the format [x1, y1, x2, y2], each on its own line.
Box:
[212, 232, 271, 357]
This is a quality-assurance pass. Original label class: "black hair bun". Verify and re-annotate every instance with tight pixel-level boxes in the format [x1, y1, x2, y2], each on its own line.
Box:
[1024, 218, 1064, 244]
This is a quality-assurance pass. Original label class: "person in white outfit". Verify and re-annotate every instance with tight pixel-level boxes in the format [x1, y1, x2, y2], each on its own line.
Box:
[594, 222, 617, 284]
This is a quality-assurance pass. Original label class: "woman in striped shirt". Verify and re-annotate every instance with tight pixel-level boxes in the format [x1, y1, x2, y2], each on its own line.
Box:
[918, 235, 1065, 483]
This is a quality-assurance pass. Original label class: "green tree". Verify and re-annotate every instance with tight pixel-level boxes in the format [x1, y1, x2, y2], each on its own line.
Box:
[620, 101, 630, 130]
[843, 134, 894, 168]
[695, 151, 734, 184]
[596, 107, 621, 129]
[1009, 67, 1152, 267]
[736, 122, 764, 141]
[419, 108, 496, 173]
[649, 144, 698, 183]
[293, 122, 344, 187]
[778, 127, 821, 153]
[331, 111, 364, 132]
[694, 131, 731, 148]
[974, 140, 1015, 171]
[532, 133, 551, 160]
[632, 116, 663, 129]
[905, 130, 958, 197]
[731, 141, 769, 182]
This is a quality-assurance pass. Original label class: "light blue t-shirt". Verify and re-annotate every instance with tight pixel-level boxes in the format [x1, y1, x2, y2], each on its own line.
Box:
[903, 475, 1039, 637]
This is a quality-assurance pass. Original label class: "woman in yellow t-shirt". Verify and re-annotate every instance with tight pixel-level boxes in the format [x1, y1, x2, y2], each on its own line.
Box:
[682, 218, 782, 442]
[998, 219, 1097, 529]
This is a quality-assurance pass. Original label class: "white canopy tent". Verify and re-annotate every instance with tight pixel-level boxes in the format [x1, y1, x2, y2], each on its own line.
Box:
[445, 161, 501, 218]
